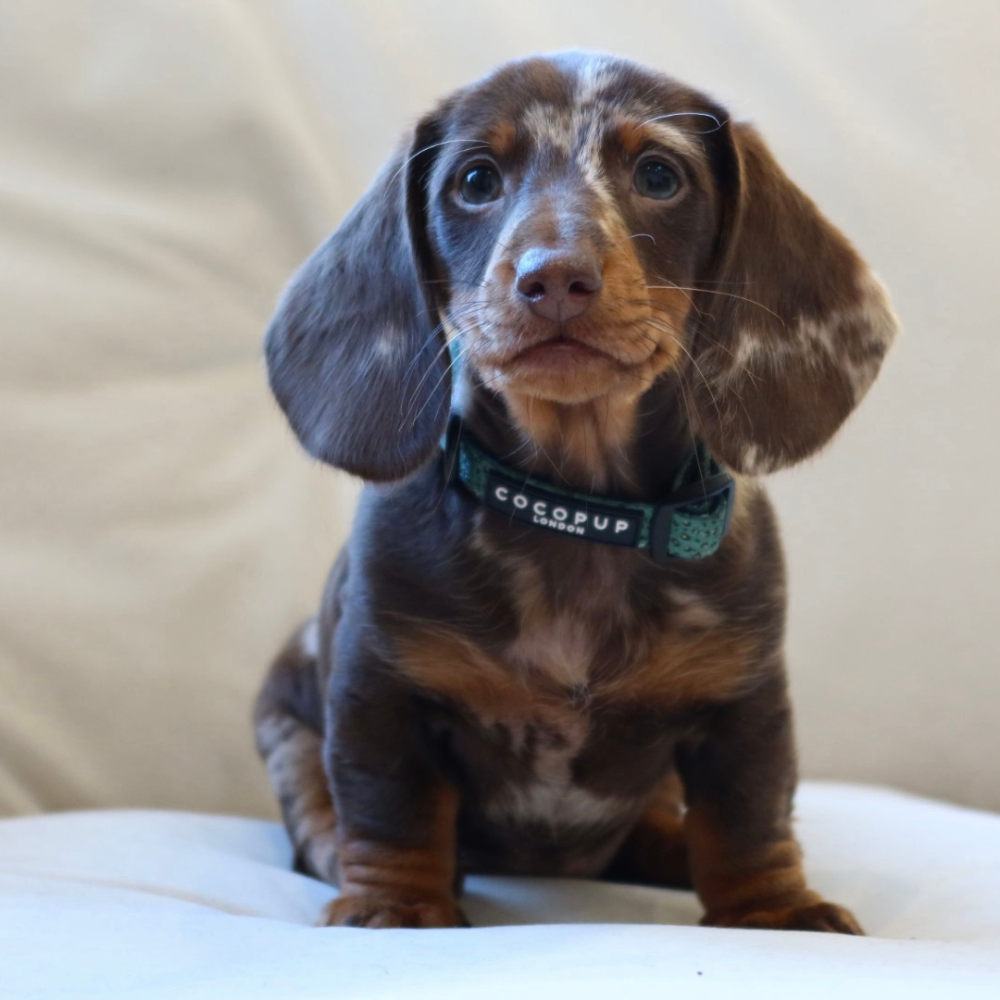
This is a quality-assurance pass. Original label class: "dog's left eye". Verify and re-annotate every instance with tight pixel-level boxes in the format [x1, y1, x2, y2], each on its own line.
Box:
[633, 159, 681, 200]
[459, 164, 503, 205]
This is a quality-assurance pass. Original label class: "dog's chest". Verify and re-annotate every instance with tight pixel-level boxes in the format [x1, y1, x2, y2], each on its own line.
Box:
[506, 603, 598, 691]
[447, 572, 675, 834]
[397, 550, 751, 839]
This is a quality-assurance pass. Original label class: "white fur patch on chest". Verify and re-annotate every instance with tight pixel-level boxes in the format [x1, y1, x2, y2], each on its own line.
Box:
[485, 780, 633, 831]
[507, 609, 595, 690]
[483, 705, 629, 832]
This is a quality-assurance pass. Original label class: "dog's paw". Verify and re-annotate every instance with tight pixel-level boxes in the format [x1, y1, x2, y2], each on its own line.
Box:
[321, 893, 469, 929]
[704, 900, 863, 935]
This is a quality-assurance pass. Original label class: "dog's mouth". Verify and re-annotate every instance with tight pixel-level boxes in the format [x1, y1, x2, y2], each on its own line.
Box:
[458, 320, 670, 404]
[449, 301, 678, 404]
[508, 337, 621, 370]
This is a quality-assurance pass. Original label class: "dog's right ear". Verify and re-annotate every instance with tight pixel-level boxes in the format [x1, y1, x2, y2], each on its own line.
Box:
[265, 112, 450, 482]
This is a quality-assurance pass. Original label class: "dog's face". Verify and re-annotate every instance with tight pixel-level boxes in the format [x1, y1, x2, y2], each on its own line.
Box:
[426, 54, 724, 408]
[265, 53, 898, 482]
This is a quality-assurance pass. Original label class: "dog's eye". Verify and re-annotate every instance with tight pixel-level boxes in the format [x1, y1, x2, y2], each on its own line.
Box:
[633, 159, 681, 200]
[459, 164, 503, 205]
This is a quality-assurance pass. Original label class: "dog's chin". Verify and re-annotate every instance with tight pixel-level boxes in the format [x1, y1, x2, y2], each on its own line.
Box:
[481, 364, 640, 405]
[474, 340, 654, 405]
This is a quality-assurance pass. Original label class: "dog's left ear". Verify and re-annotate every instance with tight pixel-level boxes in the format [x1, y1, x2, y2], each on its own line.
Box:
[264, 112, 449, 482]
[689, 122, 899, 475]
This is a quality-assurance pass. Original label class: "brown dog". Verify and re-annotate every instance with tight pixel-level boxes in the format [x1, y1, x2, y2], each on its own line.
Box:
[255, 52, 898, 931]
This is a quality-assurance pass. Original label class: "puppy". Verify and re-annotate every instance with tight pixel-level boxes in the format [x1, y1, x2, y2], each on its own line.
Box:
[255, 52, 897, 931]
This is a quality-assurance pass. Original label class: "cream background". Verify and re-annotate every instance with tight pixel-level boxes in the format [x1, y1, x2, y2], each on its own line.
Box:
[0, 0, 996, 817]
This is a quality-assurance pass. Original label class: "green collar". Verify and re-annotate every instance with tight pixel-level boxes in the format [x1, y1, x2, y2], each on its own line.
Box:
[442, 415, 735, 562]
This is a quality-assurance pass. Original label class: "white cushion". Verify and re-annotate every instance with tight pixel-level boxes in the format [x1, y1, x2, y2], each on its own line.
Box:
[1, 784, 998, 997]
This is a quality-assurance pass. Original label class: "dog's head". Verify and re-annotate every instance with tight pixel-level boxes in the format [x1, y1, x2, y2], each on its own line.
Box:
[266, 52, 898, 481]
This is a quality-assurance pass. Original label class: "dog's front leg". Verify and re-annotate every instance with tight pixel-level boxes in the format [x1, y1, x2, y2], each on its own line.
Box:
[320, 642, 465, 929]
[676, 673, 863, 934]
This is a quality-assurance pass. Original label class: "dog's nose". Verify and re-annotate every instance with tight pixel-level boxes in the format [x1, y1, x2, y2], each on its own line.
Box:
[515, 248, 602, 322]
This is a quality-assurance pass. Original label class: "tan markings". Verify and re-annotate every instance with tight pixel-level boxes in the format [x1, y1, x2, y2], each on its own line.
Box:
[258, 716, 338, 882]
[593, 626, 762, 708]
[647, 285, 692, 327]
[640, 121, 704, 161]
[501, 392, 641, 491]
[468, 239, 690, 490]
[453, 122, 692, 484]
[393, 626, 569, 722]
[616, 116, 705, 163]
[485, 117, 517, 158]
[325, 785, 463, 928]
[618, 120, 647, 157]
[255, 624, 338, 882]
[395, 591, 759, 723]
[393, 603, 643, 840]
[683, 804, 815, 922]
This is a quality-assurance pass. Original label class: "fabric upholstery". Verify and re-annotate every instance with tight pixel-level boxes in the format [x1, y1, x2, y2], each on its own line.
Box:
[0, 0, 997, 816]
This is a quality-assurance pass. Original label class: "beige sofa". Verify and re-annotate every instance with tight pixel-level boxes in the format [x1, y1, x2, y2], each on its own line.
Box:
[2, 0, 996, 821]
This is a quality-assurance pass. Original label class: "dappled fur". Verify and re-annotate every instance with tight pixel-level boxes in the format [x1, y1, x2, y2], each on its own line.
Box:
[256, 52, 896, 931]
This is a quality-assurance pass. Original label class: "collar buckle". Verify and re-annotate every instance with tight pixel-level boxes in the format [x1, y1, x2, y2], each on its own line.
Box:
[649, 471, 735, 564]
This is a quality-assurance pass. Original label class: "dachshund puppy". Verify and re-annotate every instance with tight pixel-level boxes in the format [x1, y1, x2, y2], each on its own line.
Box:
[255, 52, 897, 931]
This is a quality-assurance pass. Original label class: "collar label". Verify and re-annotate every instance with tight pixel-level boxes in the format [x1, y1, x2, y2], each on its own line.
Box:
[484, 472, 640, 546]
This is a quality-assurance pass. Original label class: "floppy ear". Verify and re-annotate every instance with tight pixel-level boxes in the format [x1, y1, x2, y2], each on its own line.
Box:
[689, 122, 899, 475]
[264, 113, 449, 481]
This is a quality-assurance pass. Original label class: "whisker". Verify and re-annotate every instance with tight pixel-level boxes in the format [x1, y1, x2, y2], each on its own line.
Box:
[401, 336, 468, 428]
[640, 111, 728, 134]
[646, 283, 784, 324]
[389, 138, 490, 186]
[398, 302, 484, 382]
[640, 317, 726, 428]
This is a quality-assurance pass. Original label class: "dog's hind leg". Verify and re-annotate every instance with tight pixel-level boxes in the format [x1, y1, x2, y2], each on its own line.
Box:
[254, 618, 338, 884]
[602, 770, 692, 889]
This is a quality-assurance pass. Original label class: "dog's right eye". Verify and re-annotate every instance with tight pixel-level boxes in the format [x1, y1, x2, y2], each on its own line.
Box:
[458, 164, 503, 205]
